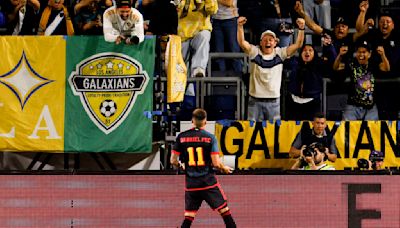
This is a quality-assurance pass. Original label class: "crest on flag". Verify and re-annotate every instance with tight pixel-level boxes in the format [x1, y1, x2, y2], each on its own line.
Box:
[69, 52, 149, 134]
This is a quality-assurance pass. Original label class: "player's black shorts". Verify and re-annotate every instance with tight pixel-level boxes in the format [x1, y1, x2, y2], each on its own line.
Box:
[185, 185, 227, 211]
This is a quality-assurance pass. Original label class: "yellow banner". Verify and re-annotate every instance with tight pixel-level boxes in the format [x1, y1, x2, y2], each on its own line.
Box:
[166, 35, 187, 103]
[0, 36, 65, 152]
[215, 120, 400, 170]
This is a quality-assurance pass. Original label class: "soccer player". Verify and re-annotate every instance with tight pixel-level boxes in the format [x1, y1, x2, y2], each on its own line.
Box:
[170, 108, 236, 228]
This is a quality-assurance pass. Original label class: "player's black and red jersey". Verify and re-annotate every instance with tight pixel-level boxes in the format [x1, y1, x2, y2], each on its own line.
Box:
[172, 127, 220, 190]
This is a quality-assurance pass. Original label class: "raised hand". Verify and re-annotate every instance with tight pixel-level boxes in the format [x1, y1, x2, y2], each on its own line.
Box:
[294, 1, 305, 16]
[296, 18, 305, 30]
[237, 16, 247, 26]
[359, 0, 369, 12]
[376, 46, 385, 57]
[339, 46, 348, 56]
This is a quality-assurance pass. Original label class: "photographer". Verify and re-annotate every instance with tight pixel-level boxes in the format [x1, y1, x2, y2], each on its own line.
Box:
[289, 112, 337, 162]
[291, 142, 335, 170]
[103, 0, 144, 45]
[357, 150, 385, 170]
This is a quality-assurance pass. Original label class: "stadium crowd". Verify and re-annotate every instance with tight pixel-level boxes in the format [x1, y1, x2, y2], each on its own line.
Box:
[0, 0, 399, 121]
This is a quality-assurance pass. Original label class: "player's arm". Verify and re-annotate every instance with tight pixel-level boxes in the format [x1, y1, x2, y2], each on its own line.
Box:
[210, 135, 233, 174]
[170, 151, 185, 170]
[170, 136, 185, 170]
[170, 152, 180, 167]
[211, 154, 233, 174]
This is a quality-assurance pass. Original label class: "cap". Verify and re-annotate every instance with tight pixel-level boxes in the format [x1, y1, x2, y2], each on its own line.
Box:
[335, 17, 349, 27]
[379, 10, 394, 20]
[116, 0, 132, 8]
[369, 150, 384, 161]
[260, 30, 277, 41]
[356, 40, 372, 51]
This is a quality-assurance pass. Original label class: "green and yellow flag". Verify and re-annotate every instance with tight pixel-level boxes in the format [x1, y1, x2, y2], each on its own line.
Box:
[0, 36, 154, 153]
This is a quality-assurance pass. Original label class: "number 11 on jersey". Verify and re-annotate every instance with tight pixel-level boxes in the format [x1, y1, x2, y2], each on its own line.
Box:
[187, 147, 205, 167]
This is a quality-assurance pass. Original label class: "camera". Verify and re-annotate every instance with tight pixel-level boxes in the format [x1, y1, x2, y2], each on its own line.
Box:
[303, 143, 326, 157]
[303, 146, 315, 157]
[279, 22, 294, 34]
[126, 35, 139, 44]
[357, 158, 370, 169]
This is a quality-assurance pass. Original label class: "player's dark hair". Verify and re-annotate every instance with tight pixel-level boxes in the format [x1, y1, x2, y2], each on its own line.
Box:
[313, 112, 326, 120]
[192, 108, 207, 121]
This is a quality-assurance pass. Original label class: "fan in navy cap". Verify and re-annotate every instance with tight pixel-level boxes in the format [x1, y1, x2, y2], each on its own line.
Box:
[294, 2, 360, 69]
[354, 39, 372, 66]
[355, 40, 372, 52]
[370, 150, 384, 161]
[369, 150, 384, 170]
[334, 17, 349, 27]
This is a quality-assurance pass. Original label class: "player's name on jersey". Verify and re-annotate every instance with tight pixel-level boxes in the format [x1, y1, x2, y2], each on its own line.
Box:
[180, 137, 211, 143]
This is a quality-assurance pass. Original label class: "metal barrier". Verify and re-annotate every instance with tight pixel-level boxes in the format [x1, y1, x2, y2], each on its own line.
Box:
[207, 52, 249, 77]
[321, 77, 400, 120]
[161, 77, 246, 120]
[240, 70, 400, 120]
